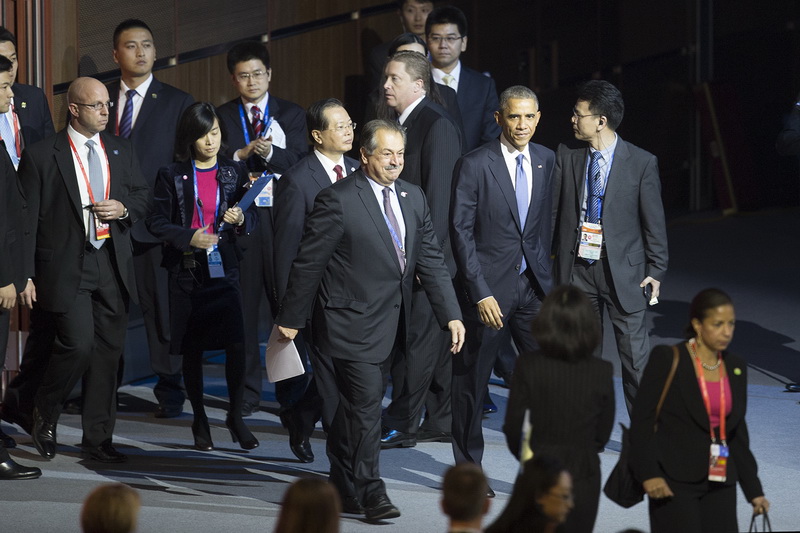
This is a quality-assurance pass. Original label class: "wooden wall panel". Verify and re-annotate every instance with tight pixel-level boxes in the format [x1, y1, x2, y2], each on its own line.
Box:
[268, 0, 390, 30]
[50, 0, 78, 86]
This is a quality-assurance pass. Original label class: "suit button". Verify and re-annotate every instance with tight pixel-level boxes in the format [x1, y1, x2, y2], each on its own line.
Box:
[569, 250, 575, 255]
[515, 264, 521, 271]
[24, 231, 30, 236]
[394, 304, 400, 309]
[79, 253, 84, 258]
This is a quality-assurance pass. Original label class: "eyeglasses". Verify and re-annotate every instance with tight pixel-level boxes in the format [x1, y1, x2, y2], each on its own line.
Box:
[326, 122, 357, 133]
[236, 70, 267, 82]
[572, 109, 599, 120]
[428, 35, 463, 45]
[74, 101, 114, 111]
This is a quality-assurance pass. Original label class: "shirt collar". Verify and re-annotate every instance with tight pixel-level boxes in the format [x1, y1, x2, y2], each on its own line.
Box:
[67, 123, 101, 146]
[313, 149, 345, 171]
[431, 60, 462, 84]
[499, 134, 528, 161]
[589, 132, 618, 160]
[243, 92, 270, 115]
[120, 73, 154, 99]
[397, 94, 425, 125]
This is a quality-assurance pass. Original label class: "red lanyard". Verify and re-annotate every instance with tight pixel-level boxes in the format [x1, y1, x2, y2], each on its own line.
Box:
[67, 135, 111, 204]
[690, 340, 727, 445]
[1, 106, 22, 158]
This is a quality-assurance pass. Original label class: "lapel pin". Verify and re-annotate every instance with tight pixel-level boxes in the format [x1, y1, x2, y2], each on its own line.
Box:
[182, 175, 188, 180]
[400, 191, 407, 197]
[21, 102, 27, 108]
[152, 93, 157, 99]
[537, 164, 542, 168]
[733, 367, 742, 376]
[113, 149, 119, 155]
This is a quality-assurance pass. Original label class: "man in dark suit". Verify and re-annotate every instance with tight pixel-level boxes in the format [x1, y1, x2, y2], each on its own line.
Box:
[450, 86, 555, 477]
[425, 6, 500, 153]
[273, 98, 358, 462]
[275, 120, 465, 521]
[0, 27, 56, 438]
[552, 80, 668, 412]
[19, 77, 149, 463]
[107, 18, 194, 418]
[380, 50, 462, 448]
[217, 41, 308, 418]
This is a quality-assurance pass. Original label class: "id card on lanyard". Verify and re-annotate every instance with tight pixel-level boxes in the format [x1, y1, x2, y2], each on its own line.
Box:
[68, 136, 111, 240]
[192, 160, 225, 278]
[692, 339, 729, 482]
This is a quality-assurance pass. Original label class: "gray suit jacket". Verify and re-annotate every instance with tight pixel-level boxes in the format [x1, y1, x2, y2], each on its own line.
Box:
[552, 137, 668, 313]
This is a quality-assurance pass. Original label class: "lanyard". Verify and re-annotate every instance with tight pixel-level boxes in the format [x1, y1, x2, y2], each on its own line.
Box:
[191, 160, 220, 232]
[690, 339, 727, 445]
[583, 149, 615, 222]
[382, 212, 405, 255]
[67, 135, 111, 205]
[238, 101, 270, 145]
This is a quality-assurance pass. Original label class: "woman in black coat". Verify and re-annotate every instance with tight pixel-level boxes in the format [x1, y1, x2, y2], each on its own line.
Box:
[147, 102, 258, 451]
[503, 285, 615, 533]
[629, 288, 769, 532]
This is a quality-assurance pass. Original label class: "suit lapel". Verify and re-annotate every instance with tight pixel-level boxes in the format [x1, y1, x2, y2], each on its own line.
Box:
[344, 156, 358, 175]
[488, 141, 523, 231]
[356, 173, 403, 274]
[571, 148, 587, 215]
[107, 81, 120, 132]
[308, 154, 334, 191]
[395, 180, 414, 271]
[101, 133, 124, 201]
[131, 78, 162, 139]
[524, 143, 545, 233]
[54, 132, 84, 224]
[603, 137, 630, 209]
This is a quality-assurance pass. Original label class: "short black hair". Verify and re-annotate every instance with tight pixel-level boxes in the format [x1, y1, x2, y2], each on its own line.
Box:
[396, 0, 434, 9]
[0, 55, 13, 74]
[576, 80, 625, 130]
[685, 288, 734, 339]
[387, 32, 428, 57]
[425, 6, 468, 38]
[307, 98, 345, 139]
[531, 285, 601, 362]
[113, 19, 153, 48]
[0, 26, 16, 47]
[226, 41, 270, 74]
[174, 102, 227, 162]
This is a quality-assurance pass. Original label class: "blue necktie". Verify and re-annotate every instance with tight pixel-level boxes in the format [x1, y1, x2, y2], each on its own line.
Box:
[0, 113, 19, 167]
[515, 154, 528, 274]
[86, 140, 105, 248]
[587, 151, 603, 224]
[118, 89, 136, 138]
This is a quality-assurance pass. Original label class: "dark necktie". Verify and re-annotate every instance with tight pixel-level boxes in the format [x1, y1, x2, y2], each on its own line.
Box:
[251, 106, 263, 137]
[587, 151, 603, 224]
[86, 140, 105, 248]
[118, 89, 136, 139]
[333, 164, 344, 181]
[515, 154, 528, 273]
[382, 187, 405, 272]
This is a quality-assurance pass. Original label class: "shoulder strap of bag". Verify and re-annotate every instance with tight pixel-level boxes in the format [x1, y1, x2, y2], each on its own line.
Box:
[654, 345, 680, 431]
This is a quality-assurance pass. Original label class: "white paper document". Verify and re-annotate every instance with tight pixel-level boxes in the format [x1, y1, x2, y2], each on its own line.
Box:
[265, 325, 305, 382]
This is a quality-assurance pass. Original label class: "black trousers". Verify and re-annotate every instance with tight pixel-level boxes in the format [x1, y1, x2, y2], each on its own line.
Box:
[649, 479, 738, 533]
[451, 271, 542, 466]
[35, 245, 128, 447]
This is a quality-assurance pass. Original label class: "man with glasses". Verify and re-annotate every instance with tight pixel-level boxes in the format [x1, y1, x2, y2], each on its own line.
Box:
[19, 77, 149, 463]
[217, 41, 308, 420]
[552, 80, 668, 412]
[426, 6, 500, 153]
[272, 98, 358, 464]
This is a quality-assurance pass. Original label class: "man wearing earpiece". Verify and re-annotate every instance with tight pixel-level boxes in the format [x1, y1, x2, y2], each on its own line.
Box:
[552, 80, 668, 413]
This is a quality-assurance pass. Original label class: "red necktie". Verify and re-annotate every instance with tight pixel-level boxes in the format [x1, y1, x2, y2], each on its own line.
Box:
[252, 106, 263, 137]
[334, 164, 344, 181]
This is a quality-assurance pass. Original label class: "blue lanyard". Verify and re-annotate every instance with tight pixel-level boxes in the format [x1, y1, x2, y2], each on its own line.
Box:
[238, 101, 271, 145]
[191, 160, 220, 231]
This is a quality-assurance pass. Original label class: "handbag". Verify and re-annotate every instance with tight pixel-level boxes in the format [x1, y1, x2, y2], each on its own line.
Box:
[603, 345, 679, 508]
[748, 512, 772, 532]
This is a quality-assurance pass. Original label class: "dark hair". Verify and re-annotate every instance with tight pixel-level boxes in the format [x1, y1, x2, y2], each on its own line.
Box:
[396, 0, 434, 9]
[361, 119, 406, 154]
[0, 55, 13, 74]
[486, 455, 569, 533]
[113, 19, 153, 48]
[499, 85, 539, 113]
[576, 80, 625, 130]
[425, 5, 468, 37]
[226, 41, 270, 74]
[0, 26, 16, 47]
[81, 483, 141, 533]
[531, 285, 600, 362]
[442, 463, 488, 522]
[684, 288, 734, 339]
[388, 32, 428, 57]
[174, 102, 227, 162]
[307, 98, 345, 140]
[274, 479, 340, 533]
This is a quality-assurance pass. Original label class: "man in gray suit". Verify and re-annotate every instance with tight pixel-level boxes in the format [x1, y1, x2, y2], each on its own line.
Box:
[552, 80, 668, 412]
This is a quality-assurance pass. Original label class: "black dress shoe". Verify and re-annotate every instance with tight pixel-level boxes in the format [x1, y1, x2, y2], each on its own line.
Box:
[81, 442, 127, 463]
[32, 409, 57, 459]
[154, 404, 183, 419]
[365, 494, 401, 521]
[0, 458, 42, 480]
[290, 439, 314, 463]
[487, 486, 496, 498]
[0, 427, 16, 448]
[340, 496, 365, 515]
[483, 401, 498, 415]
[380, 427, 416, 449]
[241, 401, 259, 417]
[416, 429, 452, 443]
[0, 404, 33, 435]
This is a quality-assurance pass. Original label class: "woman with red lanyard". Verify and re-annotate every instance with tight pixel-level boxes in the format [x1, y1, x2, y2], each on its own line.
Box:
[148, 102, 258, 451]
[629, 288, 769, 532]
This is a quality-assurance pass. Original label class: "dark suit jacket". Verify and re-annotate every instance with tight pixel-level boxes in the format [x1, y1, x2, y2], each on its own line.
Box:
[217, 94, 308, 174]
[12, 83, 55, 151]
[19, 130, 150, 313]
[629, 344, 764, 501]
[451, 139, 555, 307]
[107, 78, 194, 242]
[276, 170, 462, 363]
[503, 351, 614, 478]
[552, 138, 668, 314]
[0, 148, 24, 291]
[455, 66, 501, 153]
[400, 96, 462, 275]
[273, 152, 359, 301]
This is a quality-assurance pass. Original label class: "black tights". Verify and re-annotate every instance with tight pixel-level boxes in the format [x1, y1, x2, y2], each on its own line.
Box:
[183, 342, 246, 422]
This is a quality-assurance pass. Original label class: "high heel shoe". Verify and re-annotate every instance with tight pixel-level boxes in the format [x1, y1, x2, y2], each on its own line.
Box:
[225, 414, 259, 450]
[192, 417, 214, 451]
